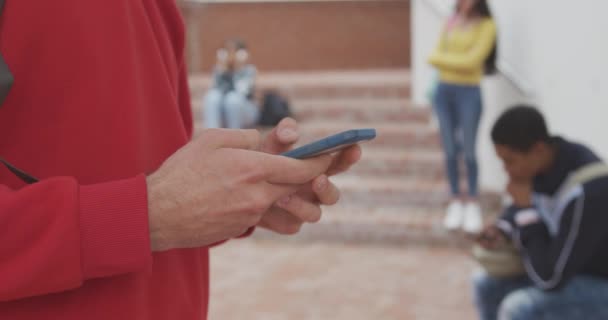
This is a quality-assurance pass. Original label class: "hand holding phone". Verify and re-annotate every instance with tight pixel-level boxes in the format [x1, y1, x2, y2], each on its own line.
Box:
[475, 225, 508, 250]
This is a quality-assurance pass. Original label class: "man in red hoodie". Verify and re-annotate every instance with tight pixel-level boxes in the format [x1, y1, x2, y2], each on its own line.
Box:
[0, 1, 361, 319]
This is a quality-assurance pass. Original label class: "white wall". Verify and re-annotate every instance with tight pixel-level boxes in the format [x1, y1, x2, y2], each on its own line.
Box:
[412, 0, 608, 192]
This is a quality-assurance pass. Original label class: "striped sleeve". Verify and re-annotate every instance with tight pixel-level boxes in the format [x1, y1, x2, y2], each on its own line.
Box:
[512, 190, 605, 290]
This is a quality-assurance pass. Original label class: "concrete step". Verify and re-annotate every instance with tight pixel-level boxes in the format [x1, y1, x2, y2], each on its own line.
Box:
[332, 175, 447, 208]
[331, 175, 501, 210]
[193, 121, 441, 149]
[192, 124, 445, 179]
[185, 71, 505, 247]
[191, 98, 431, 124]
[297, 121, 441, 149]
[252, 173, 502, 246]
[348, 147, 480, 179]
[349, 148, 444, 178]
[189, 69, 411, 100]
[251, 204, 497, 247]
[290, 99, 430, 123]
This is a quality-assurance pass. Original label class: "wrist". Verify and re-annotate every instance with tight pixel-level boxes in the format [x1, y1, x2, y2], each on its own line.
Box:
[146, 174, 171, 252]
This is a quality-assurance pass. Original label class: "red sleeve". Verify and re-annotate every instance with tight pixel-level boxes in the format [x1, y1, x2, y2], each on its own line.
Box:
[209, 227, 256, 249]
[0, 175, 151, 301]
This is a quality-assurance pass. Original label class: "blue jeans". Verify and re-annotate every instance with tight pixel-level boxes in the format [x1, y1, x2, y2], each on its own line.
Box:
[203, 89, 259, 129]
[433, 82, 482, 197]
[473, 271, 608, 320]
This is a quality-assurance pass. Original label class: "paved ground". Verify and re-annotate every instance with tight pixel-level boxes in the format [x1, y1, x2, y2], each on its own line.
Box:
[209, 239, 479, 320]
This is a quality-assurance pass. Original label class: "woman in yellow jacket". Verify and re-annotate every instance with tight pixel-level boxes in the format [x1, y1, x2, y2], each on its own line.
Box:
[429, 0, 497, 234]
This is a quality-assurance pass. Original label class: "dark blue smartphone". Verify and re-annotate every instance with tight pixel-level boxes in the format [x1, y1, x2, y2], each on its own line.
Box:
[281, 128, 376, 159]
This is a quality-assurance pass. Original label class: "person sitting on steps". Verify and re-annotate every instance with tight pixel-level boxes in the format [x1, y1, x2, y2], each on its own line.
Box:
[203, 39, 259, 129]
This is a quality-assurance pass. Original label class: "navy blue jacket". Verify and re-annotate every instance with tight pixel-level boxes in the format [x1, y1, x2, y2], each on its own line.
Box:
[498, 137, 608, 290]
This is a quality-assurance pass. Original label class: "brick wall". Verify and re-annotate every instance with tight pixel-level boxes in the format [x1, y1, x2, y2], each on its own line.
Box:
[179, 0, 410, 72]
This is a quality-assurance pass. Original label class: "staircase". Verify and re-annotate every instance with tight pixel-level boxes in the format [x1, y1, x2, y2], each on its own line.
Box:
[189, 70, 500, 247]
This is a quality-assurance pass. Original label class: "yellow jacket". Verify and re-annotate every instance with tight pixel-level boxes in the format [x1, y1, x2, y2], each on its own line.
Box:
[428, 18, 496, 85]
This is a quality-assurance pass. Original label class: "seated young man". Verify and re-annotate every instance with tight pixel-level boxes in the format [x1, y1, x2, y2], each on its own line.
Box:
[473, 105, 608, 320]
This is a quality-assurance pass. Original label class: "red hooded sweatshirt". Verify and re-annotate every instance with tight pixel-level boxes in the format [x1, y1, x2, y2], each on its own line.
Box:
[0, 1, 212, 318]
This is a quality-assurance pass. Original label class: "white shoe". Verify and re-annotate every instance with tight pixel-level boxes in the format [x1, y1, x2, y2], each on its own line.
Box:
[443, 200, 464, 230]
[463, 202, 483, 234]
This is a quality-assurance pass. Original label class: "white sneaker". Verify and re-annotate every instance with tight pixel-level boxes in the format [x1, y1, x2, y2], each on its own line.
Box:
[463, 202, 483, 234]
[443, 200, 464, 231]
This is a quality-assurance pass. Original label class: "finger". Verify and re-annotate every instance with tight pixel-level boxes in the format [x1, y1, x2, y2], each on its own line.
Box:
[201, 128, 261, 150]
[487, 240, 500, 250]
[258, 208, 304, 235]
[486, 228, 501, 241]
[495, 234, 507, 246]
[312, 175, 340, 206]
[464, 232, 479, 242]
[477, 236, 492, 248]
[276, 195, 323, 223]
[260, 182, 301, 203]
[475, 230, 493, 244]
[258, 153, 333, 184]
[327, 145, 362, 176]
[474, 232, 486, 243]
[260, 117, 300, 154]
[479, 240, 493, 250]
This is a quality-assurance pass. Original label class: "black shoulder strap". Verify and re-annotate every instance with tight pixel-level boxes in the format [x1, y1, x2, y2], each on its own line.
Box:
[0, 157, 38, 184]
[0, 0, 13, 107]
[0, 1, 38, 184]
